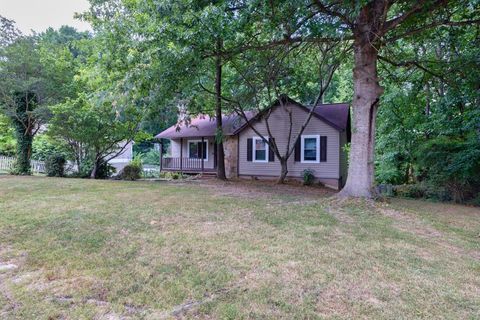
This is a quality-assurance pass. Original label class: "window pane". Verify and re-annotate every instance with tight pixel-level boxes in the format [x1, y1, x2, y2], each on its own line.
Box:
[255, 150, 266, 160]
[303, 137, 317, 161]
[255, 139, 266, 150]
[304, 150, 316, 161]
[304, 138, 316, 150]
[189, 143, 198, 158]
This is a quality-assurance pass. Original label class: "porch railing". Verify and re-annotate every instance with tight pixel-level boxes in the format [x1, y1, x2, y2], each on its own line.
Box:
[162, 157, 207, 171]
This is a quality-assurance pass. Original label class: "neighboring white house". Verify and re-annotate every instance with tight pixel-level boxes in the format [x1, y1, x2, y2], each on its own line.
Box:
[108, 141, 133, 172]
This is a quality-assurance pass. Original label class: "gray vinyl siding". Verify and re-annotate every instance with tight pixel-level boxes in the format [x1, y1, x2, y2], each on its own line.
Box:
[339, 131, 348, 187]
[169, 137, 215, 169]
[238, 103, 342, 180]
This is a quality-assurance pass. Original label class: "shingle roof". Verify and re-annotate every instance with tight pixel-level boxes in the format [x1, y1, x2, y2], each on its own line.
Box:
[155, 112, 255, 139]
[311, 103, 350, 131]
[155, 96, 350, 139]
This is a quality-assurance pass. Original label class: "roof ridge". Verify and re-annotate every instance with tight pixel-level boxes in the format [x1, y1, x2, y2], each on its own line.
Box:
[311, 102, 350, 106]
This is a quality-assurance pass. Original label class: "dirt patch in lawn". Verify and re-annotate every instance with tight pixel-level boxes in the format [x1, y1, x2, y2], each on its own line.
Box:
[200, 178, 335, 202]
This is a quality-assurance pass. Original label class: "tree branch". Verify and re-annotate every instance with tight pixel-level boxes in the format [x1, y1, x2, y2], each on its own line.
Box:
[311, 0, 353, 26]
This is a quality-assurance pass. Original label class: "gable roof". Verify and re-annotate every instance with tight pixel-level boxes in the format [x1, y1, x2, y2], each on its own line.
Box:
[155, 95, 350, 140]
[155, 112, 254, 139]
[232, 95, 350, 134]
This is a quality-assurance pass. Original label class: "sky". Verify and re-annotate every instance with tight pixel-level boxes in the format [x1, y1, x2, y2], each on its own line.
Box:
[0, 0, 92, 34]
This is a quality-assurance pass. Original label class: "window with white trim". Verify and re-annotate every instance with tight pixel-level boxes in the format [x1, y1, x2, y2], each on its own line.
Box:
[188, 140, 208, 160]
[253, 136, 268, 162]
[301, 135, 320, 163]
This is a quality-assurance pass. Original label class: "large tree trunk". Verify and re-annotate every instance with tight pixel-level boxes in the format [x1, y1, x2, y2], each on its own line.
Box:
[340, 7, 384, 198]
[215, 39, 227, 180]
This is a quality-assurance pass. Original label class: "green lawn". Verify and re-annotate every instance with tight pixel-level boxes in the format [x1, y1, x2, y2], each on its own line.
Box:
[0, 176, 479, 319]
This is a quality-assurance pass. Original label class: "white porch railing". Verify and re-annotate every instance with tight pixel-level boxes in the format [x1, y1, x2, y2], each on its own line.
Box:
[162, 157, 209, 171]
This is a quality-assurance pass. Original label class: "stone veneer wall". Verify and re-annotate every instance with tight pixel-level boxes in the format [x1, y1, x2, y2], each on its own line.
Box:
[223, 136, 238, 179]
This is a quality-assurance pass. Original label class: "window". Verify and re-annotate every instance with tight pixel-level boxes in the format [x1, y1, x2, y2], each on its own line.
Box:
[253, 136, 268, 162]
[188, 140, 208, 160]
[301, 135, 319, 163]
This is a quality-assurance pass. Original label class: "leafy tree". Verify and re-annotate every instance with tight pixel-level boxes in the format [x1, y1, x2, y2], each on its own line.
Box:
[0, 114, 16, 156]
[48, 94, 143, 178]
[76, 1, 478, 197]
[219, 42, 349, 183]
[375, 19, 480, 201]
[0, 15, 21, 46]
[0, 37, 47, 174]
[82, 0, 251, 180]
[208, 0, 477, 197]
[0, 20, 88, 174]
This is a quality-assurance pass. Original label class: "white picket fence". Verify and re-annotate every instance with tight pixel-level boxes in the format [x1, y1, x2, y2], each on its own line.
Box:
[0, 156, 79, 174]
[0, 156, 46, 173]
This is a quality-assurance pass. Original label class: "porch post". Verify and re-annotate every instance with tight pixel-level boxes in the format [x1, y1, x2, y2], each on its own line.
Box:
[201, 137, 204, 172]
[180, 138, 183, 173]
[159, 139, 163, 173]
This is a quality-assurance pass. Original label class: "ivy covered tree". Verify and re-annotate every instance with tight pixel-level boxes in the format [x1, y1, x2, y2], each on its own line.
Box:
[0, 37, 47, 174]
[0, 18, 89, 174]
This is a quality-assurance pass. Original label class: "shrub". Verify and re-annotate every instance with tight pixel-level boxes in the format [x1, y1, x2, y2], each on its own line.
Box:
[119, 156, 143, 181]
[416, 136, 480, 203]
[302, 169, 315, 186]
[170, 171, 182, 180]
[468, 194, 480, 207]
[45, 154, 66, 177]
[97, 163, 116, 179]
[73, 160, 116, 179]
[394, 184, 426, 198]
[159, 171, 184, 180]
[121, 162, 142, 180]
[376, 184, 394, 197]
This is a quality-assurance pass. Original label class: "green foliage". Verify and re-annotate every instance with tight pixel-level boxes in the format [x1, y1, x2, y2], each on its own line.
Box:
[159, 171, 185, 180]
[0, 115, 16, 156]
[393, 183, 452, 202]
[32, 134, 68, 161]
[48, 94, 141, 178]
[374, 15, 480, 204]
[140, 149, 160, 166]
[73, 159, 115, 179]
[95, 162, 116, 180]
[302, 169, 315, 186]
[416, 136, 480, 202]
[121, 160, 143, 181]
[394, 184, 427, 199]
[45, 154, 66, 177]
[10, 92, 36, 175]
[1, 25, 87, 173]
[468, 194, 480, 207]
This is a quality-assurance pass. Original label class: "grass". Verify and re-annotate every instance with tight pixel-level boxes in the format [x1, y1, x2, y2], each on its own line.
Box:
[0, 176, 479, 319]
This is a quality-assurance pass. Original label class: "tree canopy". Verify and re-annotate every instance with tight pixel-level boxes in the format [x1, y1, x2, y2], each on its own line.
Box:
[0, 2, 478, 201]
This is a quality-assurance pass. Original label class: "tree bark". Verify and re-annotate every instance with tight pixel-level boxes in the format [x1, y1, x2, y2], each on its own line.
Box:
[90, 161, 98, 179]
[215, 38, 227, 180]
[277, 158, 288, 184]
[339, 5, 384, 198]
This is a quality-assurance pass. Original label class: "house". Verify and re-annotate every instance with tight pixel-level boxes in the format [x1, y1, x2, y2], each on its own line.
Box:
[155, 96, 350, 189]
[108, 141, 133, 173]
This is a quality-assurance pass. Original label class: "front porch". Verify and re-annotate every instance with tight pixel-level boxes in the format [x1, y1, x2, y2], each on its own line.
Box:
[160, 137, 217, 174]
